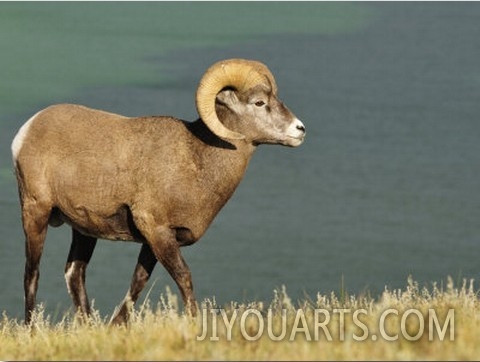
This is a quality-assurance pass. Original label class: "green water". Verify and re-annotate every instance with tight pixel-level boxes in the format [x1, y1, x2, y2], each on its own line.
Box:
[1, 2, 479, 320]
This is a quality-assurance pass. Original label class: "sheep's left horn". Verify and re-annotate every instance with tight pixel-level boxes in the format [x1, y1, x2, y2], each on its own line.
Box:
[196, 59, 276, 140]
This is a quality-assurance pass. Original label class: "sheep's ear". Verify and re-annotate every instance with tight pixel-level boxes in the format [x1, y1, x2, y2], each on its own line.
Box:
[215, 89, 239, 108]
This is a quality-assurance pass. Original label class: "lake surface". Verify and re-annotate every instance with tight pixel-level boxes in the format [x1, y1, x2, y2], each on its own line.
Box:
[1, 2, 479, 320]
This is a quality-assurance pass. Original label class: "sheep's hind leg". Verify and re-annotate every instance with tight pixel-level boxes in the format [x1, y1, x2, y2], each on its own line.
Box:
[64, 228, 97, 318]
[110, 243, 157, 325]
[22, 201, 50, 325]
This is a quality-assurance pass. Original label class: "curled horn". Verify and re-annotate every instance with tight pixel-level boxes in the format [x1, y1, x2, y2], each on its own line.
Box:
[196, 58, 277, 140]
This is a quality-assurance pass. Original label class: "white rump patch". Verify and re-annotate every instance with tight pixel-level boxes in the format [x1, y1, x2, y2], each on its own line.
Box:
[11, 111, 41, 162]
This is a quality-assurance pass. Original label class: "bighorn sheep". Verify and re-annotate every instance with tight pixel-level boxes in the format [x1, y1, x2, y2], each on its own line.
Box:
[11, 58, 305, 324]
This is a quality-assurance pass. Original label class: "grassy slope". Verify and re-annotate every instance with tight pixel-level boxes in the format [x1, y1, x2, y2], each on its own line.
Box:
[0, 278, 478, 360]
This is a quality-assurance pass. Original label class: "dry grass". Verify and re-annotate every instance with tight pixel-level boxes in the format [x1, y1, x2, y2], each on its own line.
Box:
[1, 278, 478, 360]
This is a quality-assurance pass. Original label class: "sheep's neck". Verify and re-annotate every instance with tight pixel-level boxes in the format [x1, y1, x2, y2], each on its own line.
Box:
[188, 119, 256, 210]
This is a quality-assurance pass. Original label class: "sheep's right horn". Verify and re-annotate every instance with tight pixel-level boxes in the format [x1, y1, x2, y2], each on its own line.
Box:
[196, 59, 276, 140]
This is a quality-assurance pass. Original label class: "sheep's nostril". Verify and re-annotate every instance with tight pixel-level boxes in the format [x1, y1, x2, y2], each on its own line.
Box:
[296, 125, 306, 132]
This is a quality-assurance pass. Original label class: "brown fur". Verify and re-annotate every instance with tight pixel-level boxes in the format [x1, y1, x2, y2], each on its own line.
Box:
[12, 61, 305, 325]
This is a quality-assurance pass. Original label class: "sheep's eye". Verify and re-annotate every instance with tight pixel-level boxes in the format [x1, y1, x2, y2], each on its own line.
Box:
[254, 100, 266, 107]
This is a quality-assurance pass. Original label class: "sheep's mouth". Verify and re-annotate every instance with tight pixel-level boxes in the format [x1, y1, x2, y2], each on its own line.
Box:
[288, 134, 305, 140]
[287, 134, 306, 142]
[283, 134, 305, 147]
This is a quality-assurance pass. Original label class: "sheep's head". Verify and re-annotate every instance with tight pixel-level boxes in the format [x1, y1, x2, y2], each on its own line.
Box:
[196, 59, 305, 147]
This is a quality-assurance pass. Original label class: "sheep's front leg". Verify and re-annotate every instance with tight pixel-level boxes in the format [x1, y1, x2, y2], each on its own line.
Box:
[111, 225, 197, 324]
[110, 243, 157, 325]
[149, 227, 197, 317]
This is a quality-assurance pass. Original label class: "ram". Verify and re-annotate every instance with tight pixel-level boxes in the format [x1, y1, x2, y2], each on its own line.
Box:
[12, 58, 306, 324]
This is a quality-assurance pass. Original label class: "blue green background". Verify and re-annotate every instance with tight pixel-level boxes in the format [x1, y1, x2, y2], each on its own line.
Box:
[0, 2, 479, 319]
